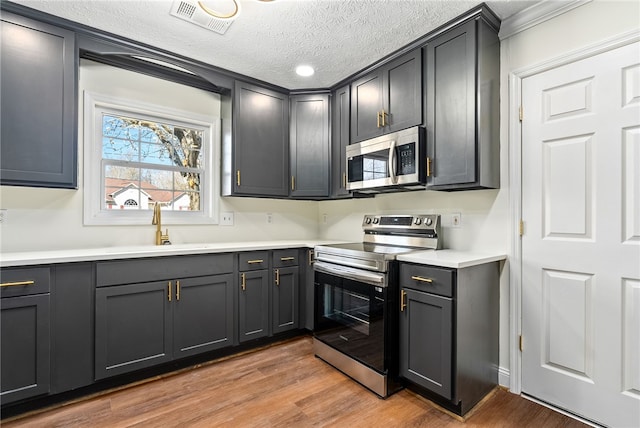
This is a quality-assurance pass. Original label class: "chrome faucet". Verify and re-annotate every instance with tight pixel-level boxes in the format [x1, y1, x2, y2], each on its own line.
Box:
[152, 202, 170, 245]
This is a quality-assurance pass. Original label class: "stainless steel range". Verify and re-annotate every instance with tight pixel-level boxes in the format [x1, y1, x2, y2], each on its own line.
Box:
[313, 214, 441, 397]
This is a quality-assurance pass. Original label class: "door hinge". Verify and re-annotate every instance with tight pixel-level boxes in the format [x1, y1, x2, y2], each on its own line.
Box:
[519, 335, 524, 352]
[519, 106, 523, 122]
[519, 220, 524, 237]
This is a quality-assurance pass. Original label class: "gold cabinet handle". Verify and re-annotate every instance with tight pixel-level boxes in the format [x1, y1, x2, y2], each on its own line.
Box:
[240, 273, 246, 291]
[308, 249, 314, 266]
[168, 281, 172, 302]
[236, 170, 241, 186]
[400, 290, 407, 312]
[411, 275, 433, 283]
[176, 280, 180, 301]
[291, 175, 295, 191]
[246, 259, 264, 264]
[376, 111, 381, 128]
[381, 109, 388, 127]
[0, 280, 35, 288]
[342, 172, 347, 188]
[280, 256, 295, 262]
[275, 269, 280, 286]
[426, 157, 432, 177]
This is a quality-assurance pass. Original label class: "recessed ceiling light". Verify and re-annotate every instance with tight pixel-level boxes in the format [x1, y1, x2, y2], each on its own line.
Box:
[296, 65, 315, 77]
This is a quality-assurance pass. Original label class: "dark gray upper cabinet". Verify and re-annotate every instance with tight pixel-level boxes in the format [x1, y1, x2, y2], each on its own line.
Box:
[289, 94, 330, 198]
[425, 16, 500, 190]
[0, 267, 51, 404]
[331, 85, 351, 198]
[0, 12, 77, 189]
[350, 49, 422, 144]
[230, 81, 289, 197]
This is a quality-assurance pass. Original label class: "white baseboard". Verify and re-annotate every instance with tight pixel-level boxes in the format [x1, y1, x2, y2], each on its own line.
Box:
[498, 366, 510, 388]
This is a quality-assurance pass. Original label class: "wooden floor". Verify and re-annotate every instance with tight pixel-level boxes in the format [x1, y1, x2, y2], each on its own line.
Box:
[3, 336, 587, 428]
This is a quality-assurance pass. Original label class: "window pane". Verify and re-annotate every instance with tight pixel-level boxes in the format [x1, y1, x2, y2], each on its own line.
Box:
[140, 142, 174, 166]
[103, 115, 139, 140]
[173, 192, 200, 211]
[141, 168, 173, 189]
[174, 171, 201, 191]
[103, 137, 139, 161]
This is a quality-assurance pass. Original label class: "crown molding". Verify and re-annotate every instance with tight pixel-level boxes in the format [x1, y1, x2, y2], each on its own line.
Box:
[499, 0, 592, 40]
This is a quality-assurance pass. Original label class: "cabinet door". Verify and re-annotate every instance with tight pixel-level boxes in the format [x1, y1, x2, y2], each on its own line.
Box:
[290, 94, 330, 198]
[350, 71, 383, 143]
[233, 81, 289, 197]
[331, 85, 351, 197]
[383, 49, 423, 133]
[272, 266, 298, 334]
[426, 20, 477, 187]
[399, 288, 453, 400]
[238, 270, 269, 343]
[0, 12, 77, 188]
[173, 274, 234, 358]
[95, 281, 172, 380]
[1, 294, 50, 404]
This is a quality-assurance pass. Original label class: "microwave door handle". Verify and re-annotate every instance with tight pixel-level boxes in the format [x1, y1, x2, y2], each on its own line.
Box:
[388, 140, 398, 184]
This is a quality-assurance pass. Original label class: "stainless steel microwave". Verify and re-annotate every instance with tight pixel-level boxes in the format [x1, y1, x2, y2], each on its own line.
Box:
[346, 126, 426, 193]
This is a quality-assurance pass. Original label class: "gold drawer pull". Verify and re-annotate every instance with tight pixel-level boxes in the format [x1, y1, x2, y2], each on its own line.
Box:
[400, 290, 407, 312]
[246, 259, 264, 264]
[0, 280, 35, 288]
[411, 276, 433, 283]
[241, 273, 246, 291]
[168, 281, 172, 302]
[275, 269, 280, 286]
[176, 281, 180, 301]
[280, 256, 295, 262]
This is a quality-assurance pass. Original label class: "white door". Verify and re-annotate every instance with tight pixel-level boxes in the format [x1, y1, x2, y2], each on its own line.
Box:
[521, 41, 640, 428]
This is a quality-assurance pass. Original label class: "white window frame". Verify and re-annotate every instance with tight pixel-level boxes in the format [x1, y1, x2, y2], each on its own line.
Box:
[83, 91, 219, 225]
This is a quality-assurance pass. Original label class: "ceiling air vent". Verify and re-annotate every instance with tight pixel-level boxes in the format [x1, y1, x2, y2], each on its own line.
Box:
[170, 0, 237, 35]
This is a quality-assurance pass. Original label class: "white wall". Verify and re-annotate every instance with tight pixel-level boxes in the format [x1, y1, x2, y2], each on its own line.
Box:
[0, 60, 319, 252]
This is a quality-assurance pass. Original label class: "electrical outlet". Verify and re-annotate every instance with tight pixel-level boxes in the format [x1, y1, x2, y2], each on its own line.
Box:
[220, 211, 234, 226]
[267, 213, 273, 224]
[451, 213, 462, 228]
[322, 213, 327, 224]
[0, 209, 7, 225]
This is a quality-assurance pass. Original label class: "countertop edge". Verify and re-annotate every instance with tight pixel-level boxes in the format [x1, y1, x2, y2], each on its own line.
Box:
[397, 250, 507, 269]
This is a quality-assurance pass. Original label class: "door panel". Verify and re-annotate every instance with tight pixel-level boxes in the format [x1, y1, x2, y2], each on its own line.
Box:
[521, 41, 640, 428]
[238, 270, 269, 342]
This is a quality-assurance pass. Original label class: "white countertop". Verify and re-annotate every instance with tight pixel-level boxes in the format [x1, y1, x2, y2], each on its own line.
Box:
[0, 240, 344, 268]
[1, 242, 506, 269]
[397, 249, 506, 269]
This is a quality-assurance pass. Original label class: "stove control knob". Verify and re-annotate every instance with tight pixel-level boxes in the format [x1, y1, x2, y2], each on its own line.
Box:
[373, 218, 379, 224]
[414, 218, 422, 225]
[425, 217, 433, 226]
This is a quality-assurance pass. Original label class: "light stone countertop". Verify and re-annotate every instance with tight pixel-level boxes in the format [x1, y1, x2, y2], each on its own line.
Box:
[1, 241, 506, 269]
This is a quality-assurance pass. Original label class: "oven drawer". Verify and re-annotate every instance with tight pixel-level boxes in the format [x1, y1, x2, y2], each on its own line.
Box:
[272, 249, 299, 267]
[239, 251, 269, 271]
[400, 264, 453, 297]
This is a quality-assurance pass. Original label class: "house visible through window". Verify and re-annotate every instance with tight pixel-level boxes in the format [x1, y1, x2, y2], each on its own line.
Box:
[101, 114, 203, 212]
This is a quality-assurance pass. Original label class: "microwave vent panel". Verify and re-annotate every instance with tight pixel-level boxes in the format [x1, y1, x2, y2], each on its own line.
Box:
[170, 0, 235, 35]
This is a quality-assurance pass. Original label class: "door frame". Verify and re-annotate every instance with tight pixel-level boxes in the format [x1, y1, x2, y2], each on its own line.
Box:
[508, 29, 640, 395]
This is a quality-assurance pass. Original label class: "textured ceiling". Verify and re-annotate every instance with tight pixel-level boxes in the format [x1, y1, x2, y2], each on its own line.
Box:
[10, 0, 540, 89]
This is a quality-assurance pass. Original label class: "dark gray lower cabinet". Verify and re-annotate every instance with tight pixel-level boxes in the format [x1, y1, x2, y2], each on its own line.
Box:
[95, 274, 235, 380]
[173, 274, 234, 357]
[95, 281, 172, 380]
[0, 268, 52, 404]
[238, 270, 269, 343]
[272, 266, 298, 334]
[399, 288, 452, 399]
[399, 262, 499, 415]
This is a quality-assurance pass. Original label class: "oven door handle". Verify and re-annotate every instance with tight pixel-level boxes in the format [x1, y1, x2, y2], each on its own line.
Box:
[314, 261, 386, 287]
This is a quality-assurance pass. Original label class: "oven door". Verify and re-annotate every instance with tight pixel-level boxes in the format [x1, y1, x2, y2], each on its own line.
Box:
[314, 269, 387, 373]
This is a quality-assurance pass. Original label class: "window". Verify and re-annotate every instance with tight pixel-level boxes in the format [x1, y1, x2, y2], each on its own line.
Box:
[84, 92, 219, 225]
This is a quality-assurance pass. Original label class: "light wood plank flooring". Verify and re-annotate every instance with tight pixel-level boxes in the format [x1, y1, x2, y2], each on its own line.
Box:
[3, 336, 587, 427]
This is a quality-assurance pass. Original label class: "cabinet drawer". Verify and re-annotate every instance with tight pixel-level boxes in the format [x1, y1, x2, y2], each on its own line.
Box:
[272, 249, 299, 267]
[400, 264, 454, 297]
[239, 251, 269, 271]
[1, 267, 51, 297]
[96, 254, 233, 287]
